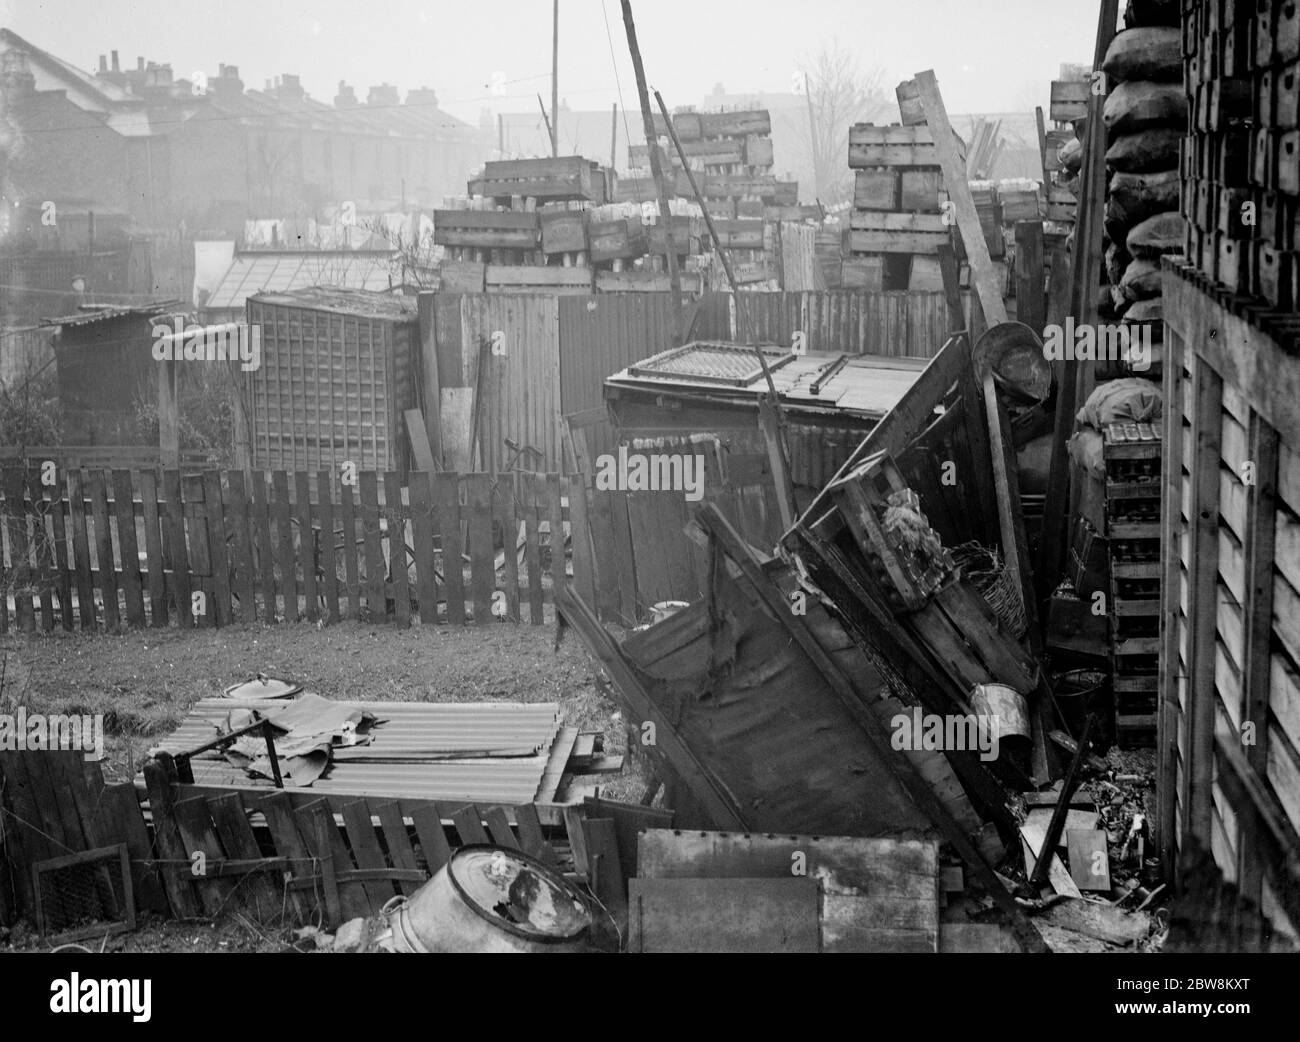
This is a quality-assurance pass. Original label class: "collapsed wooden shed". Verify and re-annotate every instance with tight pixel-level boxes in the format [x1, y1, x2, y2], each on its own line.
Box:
[244, 288, 420, 476]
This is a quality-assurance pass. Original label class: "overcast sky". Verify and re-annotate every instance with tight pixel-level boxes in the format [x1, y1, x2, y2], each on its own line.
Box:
[1, 0, 1095, 122]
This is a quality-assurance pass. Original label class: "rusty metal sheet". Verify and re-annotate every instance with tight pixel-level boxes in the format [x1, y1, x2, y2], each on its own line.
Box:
[627, 877, 821, 952]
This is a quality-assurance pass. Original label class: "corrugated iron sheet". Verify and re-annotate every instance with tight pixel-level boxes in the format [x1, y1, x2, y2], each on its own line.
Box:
[734, 290, 967, 358]
[557, 293, 730, 460]
[158, 700, 564, 805]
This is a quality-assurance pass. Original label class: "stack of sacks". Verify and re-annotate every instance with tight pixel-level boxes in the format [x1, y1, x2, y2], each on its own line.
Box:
[1100, 6, 1186, 335]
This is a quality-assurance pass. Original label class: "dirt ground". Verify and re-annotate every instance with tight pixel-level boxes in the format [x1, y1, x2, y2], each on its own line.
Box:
[0, 615, 638, 789]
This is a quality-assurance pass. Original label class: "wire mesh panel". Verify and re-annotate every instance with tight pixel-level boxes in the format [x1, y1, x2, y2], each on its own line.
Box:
[627, 341, 794, 386]
[33, 844, 135, 943]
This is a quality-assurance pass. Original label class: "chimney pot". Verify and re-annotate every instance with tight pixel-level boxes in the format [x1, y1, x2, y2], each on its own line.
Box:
[111, 50, 119, 72]
[98, 54, 107, 73]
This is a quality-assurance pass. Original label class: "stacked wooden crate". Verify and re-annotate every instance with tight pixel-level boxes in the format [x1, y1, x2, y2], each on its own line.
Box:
[1103, 421, 1163, 746]
[1182, 0, 1300, 314]
[621, 108, 808, 289]
[435, 156, 611, 294]
[844, 124, 955, 291]
[1047, 69, 1089, 232]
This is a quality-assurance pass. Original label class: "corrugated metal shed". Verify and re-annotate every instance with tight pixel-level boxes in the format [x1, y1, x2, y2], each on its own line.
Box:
[156, 700, 565, 805]
[205, 250, 398, 312]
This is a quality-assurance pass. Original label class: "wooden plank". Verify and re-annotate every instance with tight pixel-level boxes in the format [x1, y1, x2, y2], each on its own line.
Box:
[1066, 829, 1112, 891]
[628, 877, 820, 952]
[403, 409, 439, 475]
[224, 471, 257, 623]
[140, 756, 200, 918]
[92, 782, 168, 914]
[383, 472, 410, 628]
[316, 469, 340, 623]
[555, 585, 748, 830]
[565, 476, 596, 610]
[0, 753, 48, 914]
[172, 796, 238, 916]
[295, 799, 361, 923]
[259, 790, 313, 922]
[609, 489, 639, 623]
[183, 474, 214, 627]
[374, 800, 422, 895]
[914, 72, 1006, 327]
[484, 806, 522, 849]
[410, 804, 453, 875]
[493, 474, 522, 623]
[206, 791, 282, 921]
[433, 472, 465, 625]
[466, 473, 494, 625]
[202, 471, 231, 626]
[409, 471, 438, 625]
[66, 468, 96, 629]
[547, 473, 565, 600]
[582, 817, 627, 920]
[587, 488, 622, 622]
[1186, 360, 1225, 843]
[522, 473, 546, 624]
[336, 473, 361, 621]
[25, 470, 54, 632]
[512, 803, 556, 864]
[250, 473, 278, 622]
[359, 470, 386, 622]
[268, 471, 296, 621]
[295, 471, 319, 623]
[86, 469, 119, 630]
[44, 473, 73, 631]
[340, 799, 398, 908]
[451, 804, 490, 846]
[1019, 820, 1083, 898]
[2, 470, 32, 632]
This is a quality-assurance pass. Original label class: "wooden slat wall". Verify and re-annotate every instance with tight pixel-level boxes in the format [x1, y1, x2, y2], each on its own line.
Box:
[578, 432, 783, 627]
[0, 467, 574, 631]
[1161, 269, 1300, 941]
[440, 294, 562, 474]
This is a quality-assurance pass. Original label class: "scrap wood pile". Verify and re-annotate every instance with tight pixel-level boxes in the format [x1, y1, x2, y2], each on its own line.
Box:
[558, 322, 1161, 950]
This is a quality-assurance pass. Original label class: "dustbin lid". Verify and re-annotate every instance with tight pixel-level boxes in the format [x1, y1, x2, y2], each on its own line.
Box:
[222, 676, 303, 700]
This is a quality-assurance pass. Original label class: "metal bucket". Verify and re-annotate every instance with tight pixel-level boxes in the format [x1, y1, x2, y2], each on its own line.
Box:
[1053, 668, 1114, 753]
[969, 683, 1031, 763]
[385, 845, 593, 953]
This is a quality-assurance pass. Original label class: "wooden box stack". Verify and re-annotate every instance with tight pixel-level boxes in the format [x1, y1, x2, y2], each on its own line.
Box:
[1183, 0, 1300, 314]
[1103, 422, 1163, 747]
[434, 156, 616, 294]
[844, 123, 957, 291]
[615, 107, 813, 290]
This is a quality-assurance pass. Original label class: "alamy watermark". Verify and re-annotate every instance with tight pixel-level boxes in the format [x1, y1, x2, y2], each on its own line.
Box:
[890, 707, 1000, 762]
[593, 448, 705, 502]
[1042, 317, 1152, 373]
[0, 708, 104, 760]
[151, 318, 261, 371]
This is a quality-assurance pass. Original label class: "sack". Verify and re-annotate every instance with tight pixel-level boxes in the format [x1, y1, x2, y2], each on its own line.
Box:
[1104, 80, 1187, 134]
[1102, 27, 1182, 82]
[1106, 128, 1183, 172]
[1119, 257, 1164, 300]
[1126, 211, 1185, 257]
[1123, 0, 1180, 28]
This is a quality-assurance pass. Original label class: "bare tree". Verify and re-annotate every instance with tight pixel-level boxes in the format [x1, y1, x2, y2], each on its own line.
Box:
[796, 47, 893, 207]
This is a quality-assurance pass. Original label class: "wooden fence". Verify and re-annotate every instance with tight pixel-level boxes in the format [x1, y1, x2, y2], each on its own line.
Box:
[0, 466, 590, 633]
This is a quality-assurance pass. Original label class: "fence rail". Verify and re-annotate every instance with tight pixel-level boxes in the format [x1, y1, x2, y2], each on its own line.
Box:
[0, 466, 583, 633]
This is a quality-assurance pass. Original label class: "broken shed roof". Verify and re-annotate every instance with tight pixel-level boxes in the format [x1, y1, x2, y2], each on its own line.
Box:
[604, 341, 928, 425]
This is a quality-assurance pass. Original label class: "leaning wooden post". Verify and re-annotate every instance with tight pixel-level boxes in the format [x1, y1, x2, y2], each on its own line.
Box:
[158, 358, 180, 471]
